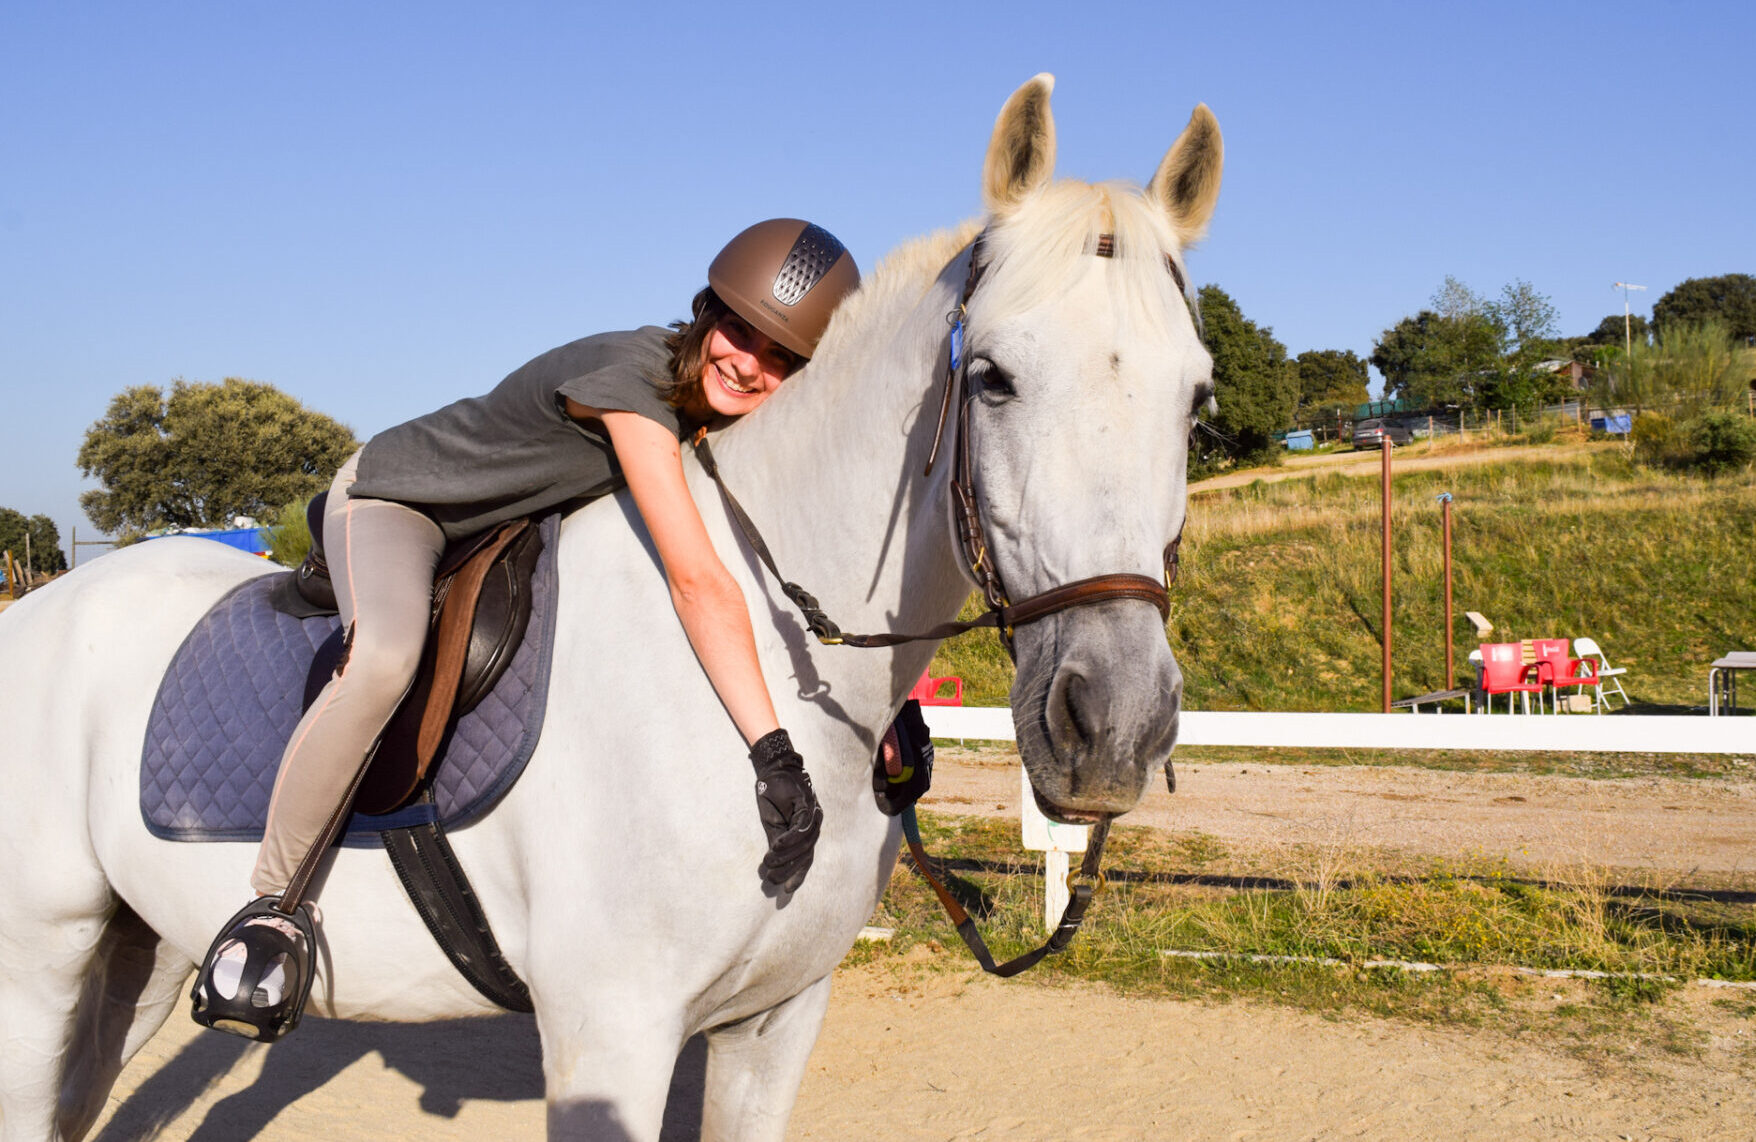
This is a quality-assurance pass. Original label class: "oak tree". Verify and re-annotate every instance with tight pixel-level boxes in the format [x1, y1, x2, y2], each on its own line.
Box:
[77, 378, 358, 539]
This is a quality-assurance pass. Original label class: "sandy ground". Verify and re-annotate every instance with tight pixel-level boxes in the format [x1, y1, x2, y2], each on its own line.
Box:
[85, 750, 1756, 1140]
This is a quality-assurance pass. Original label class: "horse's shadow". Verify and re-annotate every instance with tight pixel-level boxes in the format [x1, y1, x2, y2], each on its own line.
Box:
[97, 1016, 709, 1142]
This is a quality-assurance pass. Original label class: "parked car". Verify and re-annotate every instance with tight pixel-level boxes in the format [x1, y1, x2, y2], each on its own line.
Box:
[1353, 418, 1413, 449]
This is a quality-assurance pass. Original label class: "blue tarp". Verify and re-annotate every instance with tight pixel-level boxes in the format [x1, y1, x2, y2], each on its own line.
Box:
[1591, 414, 1632, 435]
[145, 527, 270, 554]
[1284, 430, 1315, 451]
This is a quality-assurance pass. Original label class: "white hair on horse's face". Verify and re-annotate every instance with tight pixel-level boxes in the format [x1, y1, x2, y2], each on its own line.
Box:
[973, 179, 1197, 342]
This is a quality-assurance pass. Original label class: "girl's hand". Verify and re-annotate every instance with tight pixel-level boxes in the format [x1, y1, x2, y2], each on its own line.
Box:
[748, 729, 822, 893]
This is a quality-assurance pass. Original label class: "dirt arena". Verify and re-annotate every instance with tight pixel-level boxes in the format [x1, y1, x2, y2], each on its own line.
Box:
[88, 750, 1756, 1140]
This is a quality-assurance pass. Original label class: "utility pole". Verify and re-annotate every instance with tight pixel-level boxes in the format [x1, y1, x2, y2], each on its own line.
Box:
[1613, 282, 1647, 358]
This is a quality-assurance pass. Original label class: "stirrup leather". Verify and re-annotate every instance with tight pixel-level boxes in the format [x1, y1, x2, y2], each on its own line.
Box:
[190, 896, 317, 1042]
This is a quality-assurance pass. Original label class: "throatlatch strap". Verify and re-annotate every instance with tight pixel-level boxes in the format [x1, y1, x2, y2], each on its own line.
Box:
[900, 806, 1108, 978]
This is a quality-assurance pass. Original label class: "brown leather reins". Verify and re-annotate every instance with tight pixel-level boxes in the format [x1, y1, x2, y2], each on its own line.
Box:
[692, 232, 1190, 975]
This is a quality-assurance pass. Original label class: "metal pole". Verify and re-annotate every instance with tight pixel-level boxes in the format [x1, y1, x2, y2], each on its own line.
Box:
[1438, 493, 1454, 690]
[1381, 437, 1393, 713]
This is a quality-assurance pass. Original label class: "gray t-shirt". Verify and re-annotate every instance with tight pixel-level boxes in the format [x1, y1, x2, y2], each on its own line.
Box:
[349, 326, 682, 539]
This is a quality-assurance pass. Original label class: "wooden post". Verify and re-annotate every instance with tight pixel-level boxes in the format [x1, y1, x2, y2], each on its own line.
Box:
[1381, 437, 1393, 713]
[1439, 493, 1454, 690]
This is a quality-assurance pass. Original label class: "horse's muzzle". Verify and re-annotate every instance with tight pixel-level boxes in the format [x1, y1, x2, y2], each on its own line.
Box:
[1012, 608, 1182, 817]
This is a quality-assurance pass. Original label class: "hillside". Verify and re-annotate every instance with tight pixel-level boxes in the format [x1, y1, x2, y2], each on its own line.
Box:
[930, 441, 1756, 712]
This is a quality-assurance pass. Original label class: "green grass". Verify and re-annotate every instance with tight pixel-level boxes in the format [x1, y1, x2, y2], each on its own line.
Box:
[853, 811, 1756, 1033]
[929, 445, 1756, 712]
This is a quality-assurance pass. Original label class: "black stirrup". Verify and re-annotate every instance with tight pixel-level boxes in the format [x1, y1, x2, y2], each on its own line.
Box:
[190, 896, 317, 1042]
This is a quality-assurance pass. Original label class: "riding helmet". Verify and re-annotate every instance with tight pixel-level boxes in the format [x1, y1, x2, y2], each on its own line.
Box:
[708, 219, 860, 359]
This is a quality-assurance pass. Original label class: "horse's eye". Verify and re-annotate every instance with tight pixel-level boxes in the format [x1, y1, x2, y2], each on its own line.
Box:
[968, 357, 1015, 401]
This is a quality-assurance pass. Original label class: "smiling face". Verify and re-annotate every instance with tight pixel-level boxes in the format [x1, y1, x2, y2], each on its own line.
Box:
[687, 313, 801, 421]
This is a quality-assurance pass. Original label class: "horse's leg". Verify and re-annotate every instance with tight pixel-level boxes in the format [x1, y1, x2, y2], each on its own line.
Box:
[54, 901, 193, 1141]
[0, 876, 114, 1142]
[698, 974, 833, 1142]
[539, 1000, 687, 1142]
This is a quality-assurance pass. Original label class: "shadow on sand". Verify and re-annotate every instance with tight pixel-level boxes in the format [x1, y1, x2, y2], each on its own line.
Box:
[96, 1016, 709, 1142]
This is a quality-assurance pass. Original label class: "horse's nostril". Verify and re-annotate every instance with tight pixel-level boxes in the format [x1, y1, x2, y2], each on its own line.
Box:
[1062, 672, 1093, 746]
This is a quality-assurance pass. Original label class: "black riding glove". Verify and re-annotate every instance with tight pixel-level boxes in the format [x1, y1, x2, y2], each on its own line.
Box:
[749, 729, 824, 893]
[872, 699, 934, 816]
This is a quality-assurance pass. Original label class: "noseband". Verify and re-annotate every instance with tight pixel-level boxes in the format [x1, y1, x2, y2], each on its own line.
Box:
[692, 230, 1188, 656]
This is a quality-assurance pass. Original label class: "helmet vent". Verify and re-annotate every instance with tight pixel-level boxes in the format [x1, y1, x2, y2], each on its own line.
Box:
[770, 224, 846, 307]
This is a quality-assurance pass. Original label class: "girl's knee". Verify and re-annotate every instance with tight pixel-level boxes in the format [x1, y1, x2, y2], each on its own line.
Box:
[335, 627, 423, 694]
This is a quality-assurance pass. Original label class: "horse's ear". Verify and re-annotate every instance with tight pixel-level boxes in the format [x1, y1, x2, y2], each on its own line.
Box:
[1147, 104, 1223, 246]
[982, 73, 1057, 218]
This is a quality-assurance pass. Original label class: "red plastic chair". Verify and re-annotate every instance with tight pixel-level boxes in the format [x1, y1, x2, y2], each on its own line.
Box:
[1530, 638, 1601, 714]
[1479, 642, 1545, 714]
[908, 672, 964, 706]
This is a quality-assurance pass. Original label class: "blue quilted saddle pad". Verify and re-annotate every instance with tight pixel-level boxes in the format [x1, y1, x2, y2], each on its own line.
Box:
[141, 513, 559, 845]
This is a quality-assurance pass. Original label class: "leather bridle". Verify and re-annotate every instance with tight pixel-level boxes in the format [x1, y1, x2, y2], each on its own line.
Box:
[690, 230, 1197, 976]
[692, 231, 1189, 658]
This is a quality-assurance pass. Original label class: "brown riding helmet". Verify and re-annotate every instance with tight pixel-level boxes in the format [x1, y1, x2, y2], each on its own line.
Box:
[708, 219, 860, 360]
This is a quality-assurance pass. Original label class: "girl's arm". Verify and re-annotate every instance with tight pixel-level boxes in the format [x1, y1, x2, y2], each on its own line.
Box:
[590, 404, 779, 745]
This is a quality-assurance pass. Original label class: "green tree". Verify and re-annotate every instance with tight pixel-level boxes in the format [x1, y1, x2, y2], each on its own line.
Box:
[1582, 312, 1650, 347]
[0, 509, 67, 588]
[1294, 349, 1371, 416]
[1373, 277, 1568, 411]
[1651, 274, 1756, 343]
[1590, 318, 1752, 421]
[1196, 285, 1299, 465]
[77, 378, 358, 539]
[1571, 313, 1650, 364]
[1370, 308, 1501, 407]
[1481, 279, 1565, 409]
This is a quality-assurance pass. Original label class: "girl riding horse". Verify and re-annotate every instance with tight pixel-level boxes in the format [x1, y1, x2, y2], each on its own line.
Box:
[192, 219, 860, 1040]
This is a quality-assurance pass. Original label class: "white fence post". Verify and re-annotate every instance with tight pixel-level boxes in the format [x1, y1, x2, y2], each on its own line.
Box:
[1019, 768, 1089, 932]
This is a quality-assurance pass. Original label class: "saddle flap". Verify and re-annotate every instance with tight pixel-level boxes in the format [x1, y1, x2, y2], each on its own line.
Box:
[352, 519, 543, 816]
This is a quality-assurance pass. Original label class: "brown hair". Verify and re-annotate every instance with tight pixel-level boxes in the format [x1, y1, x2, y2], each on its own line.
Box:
[658, 286, 804, 415]
[657, 287, 731, 412]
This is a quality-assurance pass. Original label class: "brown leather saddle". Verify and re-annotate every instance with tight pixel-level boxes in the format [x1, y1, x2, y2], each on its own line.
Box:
[267, 491, 545, 814]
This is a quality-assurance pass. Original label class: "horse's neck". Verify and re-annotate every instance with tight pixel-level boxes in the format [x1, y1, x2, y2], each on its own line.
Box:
[705, 260, 972, 688]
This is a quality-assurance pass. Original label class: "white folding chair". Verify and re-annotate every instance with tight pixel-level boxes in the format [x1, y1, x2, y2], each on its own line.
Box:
[1573, 637, 1630, 710]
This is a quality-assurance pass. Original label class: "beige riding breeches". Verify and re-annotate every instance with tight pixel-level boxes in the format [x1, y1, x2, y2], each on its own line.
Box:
[250, 451, 446, 895]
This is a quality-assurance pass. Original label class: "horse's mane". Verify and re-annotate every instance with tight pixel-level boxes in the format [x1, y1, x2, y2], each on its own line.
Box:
[809, 221, 980, 364]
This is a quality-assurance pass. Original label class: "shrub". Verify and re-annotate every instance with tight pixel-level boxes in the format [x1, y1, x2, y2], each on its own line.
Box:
[1685, 411, 1756, 476]
[1630, 411, 1679, 467]
[263, 496, 315, 568]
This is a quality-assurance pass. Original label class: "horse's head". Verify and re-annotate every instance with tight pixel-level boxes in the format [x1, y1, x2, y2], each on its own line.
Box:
[962, 75, 1222, 822]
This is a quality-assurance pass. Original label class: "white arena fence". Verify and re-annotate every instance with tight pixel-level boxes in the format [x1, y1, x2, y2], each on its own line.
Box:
[919, 707, 1752, 754]
[916, 706, 1752, 931]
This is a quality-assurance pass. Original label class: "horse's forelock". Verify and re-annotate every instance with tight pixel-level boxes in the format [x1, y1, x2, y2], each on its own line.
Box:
[976, 180, 1189, 332]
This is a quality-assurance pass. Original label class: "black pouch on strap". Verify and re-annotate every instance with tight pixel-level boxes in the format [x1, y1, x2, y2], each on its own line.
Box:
[873, 698, 934, 816]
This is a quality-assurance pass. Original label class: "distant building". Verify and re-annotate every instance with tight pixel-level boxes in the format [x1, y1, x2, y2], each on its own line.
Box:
[1535, 359, 1594, 391]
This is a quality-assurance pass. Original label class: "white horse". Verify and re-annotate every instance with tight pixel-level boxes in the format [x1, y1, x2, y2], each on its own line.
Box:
[0, 74, 1220, 1141]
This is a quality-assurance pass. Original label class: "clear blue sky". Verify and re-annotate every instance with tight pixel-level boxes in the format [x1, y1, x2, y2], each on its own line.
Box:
[4, 1, 1752, 555]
